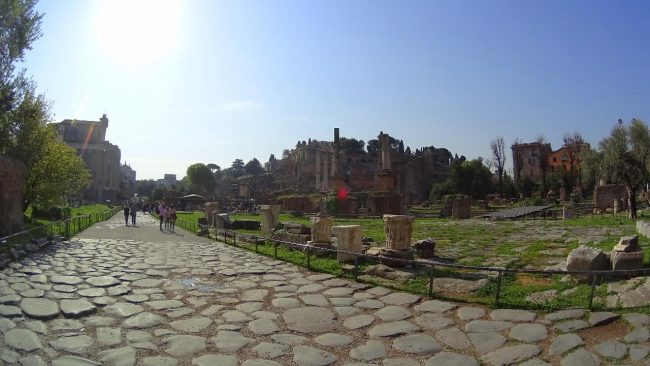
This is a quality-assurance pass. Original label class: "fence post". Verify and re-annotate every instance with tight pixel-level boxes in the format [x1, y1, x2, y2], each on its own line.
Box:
[273, 240, 278, 259]
[255, 237, 258, 252]
[233, 232, 237, 246]
[354, 254, 359, 282]
[306, 247, 311, 270]
[495, 270, 503, 306]
[588, 274, 598, 310]
[428, 264, 435, 297]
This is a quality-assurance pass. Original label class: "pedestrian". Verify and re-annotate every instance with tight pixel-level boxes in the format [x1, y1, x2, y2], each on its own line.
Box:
[123, 205, 130, 226]
[130, 205, 137, 226]
[164, 205, 170, 231]
[158, 203, 165, 231]
[168, 205, 177, 232]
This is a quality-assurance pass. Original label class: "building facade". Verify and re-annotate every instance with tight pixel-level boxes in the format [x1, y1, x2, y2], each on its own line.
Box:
[52, 114, 122, 203]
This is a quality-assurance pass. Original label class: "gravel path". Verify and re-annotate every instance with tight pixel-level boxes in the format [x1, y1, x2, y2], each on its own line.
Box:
[0, 213, 647, 365]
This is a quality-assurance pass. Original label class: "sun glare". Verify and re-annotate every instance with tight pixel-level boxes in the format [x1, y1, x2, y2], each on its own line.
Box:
[94, 0, 182, 67]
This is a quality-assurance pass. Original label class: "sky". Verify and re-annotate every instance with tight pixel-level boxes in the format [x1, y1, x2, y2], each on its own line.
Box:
[22, 0, 650, 180]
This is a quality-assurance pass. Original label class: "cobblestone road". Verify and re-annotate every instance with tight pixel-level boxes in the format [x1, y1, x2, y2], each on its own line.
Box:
[1, 213, 648, 365]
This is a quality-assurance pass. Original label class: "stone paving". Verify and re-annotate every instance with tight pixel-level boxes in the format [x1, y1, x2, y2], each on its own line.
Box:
[1, 213, 649, 365]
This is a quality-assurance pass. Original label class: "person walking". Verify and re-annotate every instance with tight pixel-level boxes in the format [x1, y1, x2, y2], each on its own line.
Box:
[168, 205, 177, 233]
[163, 205, 170, 231]
[158, 203, 165, 231]
[123, 205, 130, 226]
[130, 205, 137, 226]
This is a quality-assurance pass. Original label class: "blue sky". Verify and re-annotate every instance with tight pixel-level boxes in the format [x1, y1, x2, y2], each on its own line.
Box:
[23, 0, 650, 179]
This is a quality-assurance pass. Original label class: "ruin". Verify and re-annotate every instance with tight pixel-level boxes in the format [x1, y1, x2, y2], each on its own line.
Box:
[204, 202, 219, 226]
[379, 214, 415, 266]
[309, 216, 333, 247]
[611, 235, 643, 271]
[52, 114, 123, 202]
[260, 205, 281, 234]
[332, 225, 362, 263]
[367, 132, 403, 216]
[594, 184, 628, 211]
[0, 155, 26, 236]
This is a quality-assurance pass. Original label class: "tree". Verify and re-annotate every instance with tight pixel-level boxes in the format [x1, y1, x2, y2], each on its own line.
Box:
[186, 163, 216, 195]
[512, 138, 524, 182]
[580, 145, 603, 196]
[563, 132, 586, 192]
[340, 138, 365, 153]
[245, 158, 264, 176]
[206, 163, 220, 172]
[230, 159, 246, 178]
[135, 179, 157, 198]
[24, 125, 91, 209]
[599, 119, 650, 219]
[430, 158, 494, 200]
[536, 136, 552, 194]
[490, 136, 506, 195]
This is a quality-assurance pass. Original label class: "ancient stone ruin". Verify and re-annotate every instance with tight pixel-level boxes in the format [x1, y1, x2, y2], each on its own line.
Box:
[308, 216, 333, 250]
[440, 194, 471, 219]
[260, 205, 281, 234]
[379, 214, 415, 266]
[562, 205, 574, 220]
[204, 202, 219, 226]
[0, 155, 26, 237]
[332, 225, 362, 263]
[412, 237, 436, 259]
[566, 245, 611, 281]
[611, 235, 643, 271]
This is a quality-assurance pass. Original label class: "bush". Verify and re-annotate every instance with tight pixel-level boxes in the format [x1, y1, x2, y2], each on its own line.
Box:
[32, 205, 71, 220]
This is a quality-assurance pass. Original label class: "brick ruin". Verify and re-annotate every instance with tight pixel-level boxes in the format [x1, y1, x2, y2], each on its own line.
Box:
[236, 128, 453, 215]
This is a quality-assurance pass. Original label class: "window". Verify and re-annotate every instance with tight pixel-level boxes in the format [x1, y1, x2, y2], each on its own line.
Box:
[561, 155, 568, 162]
[552, 157, 557, 162]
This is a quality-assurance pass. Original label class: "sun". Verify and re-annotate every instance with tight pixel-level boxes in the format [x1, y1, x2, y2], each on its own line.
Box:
[94, 0, 182, 67]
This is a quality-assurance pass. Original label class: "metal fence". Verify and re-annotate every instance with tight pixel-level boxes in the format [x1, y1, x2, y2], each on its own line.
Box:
[176, 222, 648, 310]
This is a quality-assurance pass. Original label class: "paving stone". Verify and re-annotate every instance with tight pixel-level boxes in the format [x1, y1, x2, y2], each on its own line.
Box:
[97, 346, 136, 366]
[126, 330, 157, 350]
[86, 276, 121, 287]
[0, 294, 21, 304]
[0, 304, 22, 317]
[212, 330, 254, 353]
[60, 299, 96, 317]
[236, 301, 263, 313]
[145, 299, 184, 310]
[77, 288, 106, 297]
[50, 318, 84, 331]
[554, 319, 589, 333]
[368, 320, 420, 337]
[323, 287, 354, 296]
[91, 296, 116, 306]
[384, 358, 421, 366]
[392, 333, 442, 354]
[314, 333, 353, 346]
[414, 300, 457, 313]
[343, 314, 375, 329]
[192, 354, 239, 366]
[20, 298, 59, 319]
[170, 317, 213, 332]
[123, 312, 166, 328]
[435, 327, 471, 350]
[164, 335, 207, 356]
[623, 312, 650, 327]
[50, 275, 83, 285]
[0, 317, 16, 332]
[84, 316, 115, 326]
[509, 323, 548, 342]
[17, 355, 48, 366]
[589, 311, 620, 326]
[544, 309, 585, 322]
[350, 340, 387, 360]
[630, 344, 650, 362]
[355, 299, 385, 309]
[283, 307, 337, 333]
[548, 333, 584, 355]
[97, 327, 121, 346]
[132, 278, 164, 287]
[468, 332, 507, 354]
[49, 335, 93, 354]
[490, 309, 536, 322]
[593, 339, 627, 359]
[380, 292, 421, 305]
[624, 326, 649, 343]
[414, 313, 454, 330]
[271, 333, 309, 345]
[107, 286, 131, 296]
[457, 306, 485, 320]
[480, 344, 540, 366]
[53, 284, 77, 293]
[4, 328, 43, 351]
[253, 342, 290, 358]
[374, 305, 412, 321]
[424, 352, 479, 366]
[300, 294, 330, 307]
[293, 345, 338, 366]
[241, 360, 283, 366]
[103, 302, 144, 317]
[142, 357, 178, 366]
[516, 360, 551, 366]
[20, 289, 44, 298]
[201, 304, 225, 316]
[272, 297, 301, 308]
[560, 348, 600, 366]
[248, 318, 280, 335]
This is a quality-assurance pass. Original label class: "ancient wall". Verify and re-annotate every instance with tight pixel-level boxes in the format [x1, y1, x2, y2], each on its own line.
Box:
[594, 184, 628, 210]
[0, 155, 26, 236]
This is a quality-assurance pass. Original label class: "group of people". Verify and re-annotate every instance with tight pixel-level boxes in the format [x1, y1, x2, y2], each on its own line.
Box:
[123, 205, 138, 226]
[155, 204, 177, 232]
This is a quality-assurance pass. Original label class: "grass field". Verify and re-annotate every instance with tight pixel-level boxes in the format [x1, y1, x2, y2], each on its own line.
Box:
[175, 209, 643, 310]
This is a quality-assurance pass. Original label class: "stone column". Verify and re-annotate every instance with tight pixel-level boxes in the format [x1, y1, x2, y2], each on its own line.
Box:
[323, 152, 329, 190]
[379, 214, 415, 266]
[333, 128, 341, 177]
[204, 202, 219, 226]
[383, 214, 414, 250]
[613, 199, 620, 214]
[332, 225, 362, 263]
[315, 150, 321, 191]
[380, 132, 391, 171]
[562, 206, 574, 220]
[310, 216, 332, 243]
[260, 205, 281, 234]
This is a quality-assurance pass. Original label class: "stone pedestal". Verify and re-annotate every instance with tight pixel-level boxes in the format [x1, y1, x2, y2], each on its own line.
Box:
[566, 245, 611, 281]
[611, 235, 643, 272]
[332, 225, 362, 263]
[380, 214, 415, 266]
[204, 202, 219, 226]
[412, 238, 435, 259]
[452, 196, 472, 219]
[562, 206, 574, 220]
[310, 216, 332, 243]
[613, 199, 620, 214]
[261, 205, 281, 234]
[559, 186, 567, 202]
